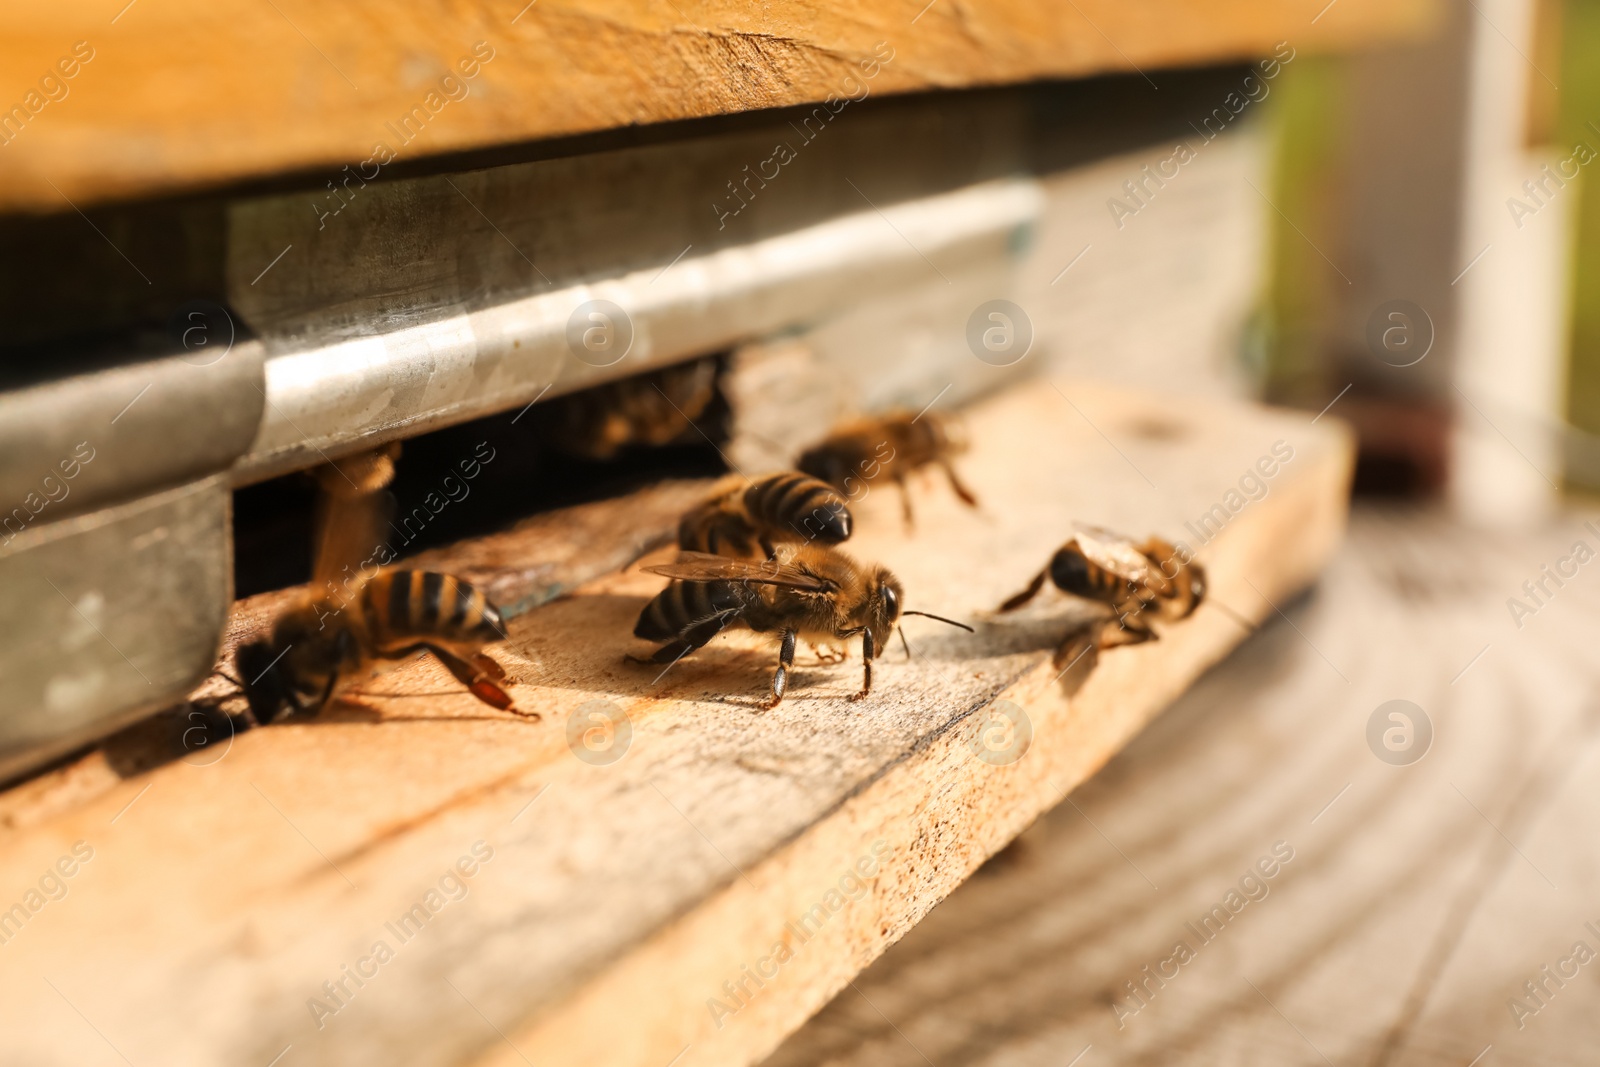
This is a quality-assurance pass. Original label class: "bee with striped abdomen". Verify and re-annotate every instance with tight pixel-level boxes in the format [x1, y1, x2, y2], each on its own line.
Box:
[996, 525, 1208, 668]
[797, 410, 977, 528]
[678, 471, 853, 559]
[537, 358, 718, 460]
[632, 546, 970, 708]
[236, 569, 528, 722]
[231, 447, 530, 723]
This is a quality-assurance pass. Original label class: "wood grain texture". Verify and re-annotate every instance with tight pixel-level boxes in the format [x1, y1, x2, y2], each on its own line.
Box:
[765, 507, 1600, 1067]
[0, 477, 717, 827]
[0, 380, 1352, 1067]
[0, 0, 1437, 212]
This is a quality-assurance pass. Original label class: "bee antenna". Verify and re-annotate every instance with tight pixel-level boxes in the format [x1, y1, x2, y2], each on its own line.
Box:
[1208, 599, 1257, 633]
[897, 626, 913, 661]
[902, 610, 975, 633]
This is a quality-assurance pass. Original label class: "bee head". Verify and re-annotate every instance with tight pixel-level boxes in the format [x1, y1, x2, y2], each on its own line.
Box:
[850, 567, 973, 659]
[235, 639, 294, 724]
[235, 609, 354, 721]
[861, 569, 905, 657]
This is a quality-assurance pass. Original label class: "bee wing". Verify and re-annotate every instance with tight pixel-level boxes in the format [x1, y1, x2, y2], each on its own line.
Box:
[1069, 524, 1153, 584]
[643, 552, 832, 591]
[309, 445, 400, 587]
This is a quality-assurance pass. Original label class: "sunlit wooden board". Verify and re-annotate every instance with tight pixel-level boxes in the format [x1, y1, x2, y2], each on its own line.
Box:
[0, 379, 1351, 1066]
[764, 507, 1600, 1067]
[0, 0, 1438, 211]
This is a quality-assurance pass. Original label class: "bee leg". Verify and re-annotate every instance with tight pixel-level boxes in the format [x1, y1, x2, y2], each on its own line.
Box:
[327, 694, 389, 717]
[998, 570, 1048, 613]
[303, 667, 340, 718]
[234, 702, 265, 730]
[1052, 627, 1099, 672]
[620, 646, 678, 662]
[894, 476, 915, 531]
[626, 638, 699, 665]
[940, 460, 979, 508]
[426, 645, 529, 717]
[762, 629, 797, 709]
[628, 605, 739, 677]
[1098, 612, 1157, 650]
[849, 629, 874, 702]
[470, 652, 508, 681]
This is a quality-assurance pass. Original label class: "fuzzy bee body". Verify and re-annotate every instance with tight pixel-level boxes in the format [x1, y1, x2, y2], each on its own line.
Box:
[633, 572, 756, 651]
[537, 359, 718, 460]
[677, 471, 853, 559]
[633, 545, 971, 707]
[797, 410, 976, 527]
[1138, 537, 1206, 620]
[236, 568, 518, 722]
[636, 550, 859, 645]
[677, 497, 766, 558]
[359, 569, 508, 650]
[998, 526, 1208, 668]
[740, 471, 852, 546]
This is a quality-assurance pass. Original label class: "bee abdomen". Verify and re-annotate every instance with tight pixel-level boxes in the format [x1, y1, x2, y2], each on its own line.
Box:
[678, 502, 762, 557]
[1048, 546, 1096, 599]
[796, 438, 864, 491]
[744, 472, 852, 544]
[364, 570, 505, 648]
[635, 579, 744, 641]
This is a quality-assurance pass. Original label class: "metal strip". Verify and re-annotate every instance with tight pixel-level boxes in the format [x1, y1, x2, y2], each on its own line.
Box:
[237, 178, 1043, 482]
[0, 477, 233, 781]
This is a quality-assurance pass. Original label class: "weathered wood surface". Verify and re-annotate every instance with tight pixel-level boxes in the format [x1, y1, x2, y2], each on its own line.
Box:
[765, 506, 1600, 1067]
[0, 478, 716, 827]
[0, 380, 1351, 1067]
[0, 0, 1438, 212]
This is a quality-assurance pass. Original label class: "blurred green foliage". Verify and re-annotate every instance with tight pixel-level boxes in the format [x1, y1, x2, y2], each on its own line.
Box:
[1560, 0, 1600, 450]
[1259, 56, 1346, 407]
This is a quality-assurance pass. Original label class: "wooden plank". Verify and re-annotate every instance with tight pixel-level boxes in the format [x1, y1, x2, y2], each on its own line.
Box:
[0, 379, 1352, 1066]
[0, 0, 1438, 212]
[764, 507, 1600, 1066]
[0, 477, 715, 823]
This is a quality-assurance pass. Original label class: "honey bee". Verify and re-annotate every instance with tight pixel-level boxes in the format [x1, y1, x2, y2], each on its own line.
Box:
[536, 358, 719, 460]
[797, 410, 977, 528]
[632, 547, 971, 708]
[678, 471, 852, 559]
[235, 570, 527, 722]
[231, 447, 530, 723]
[996, 525, 1207, 667]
